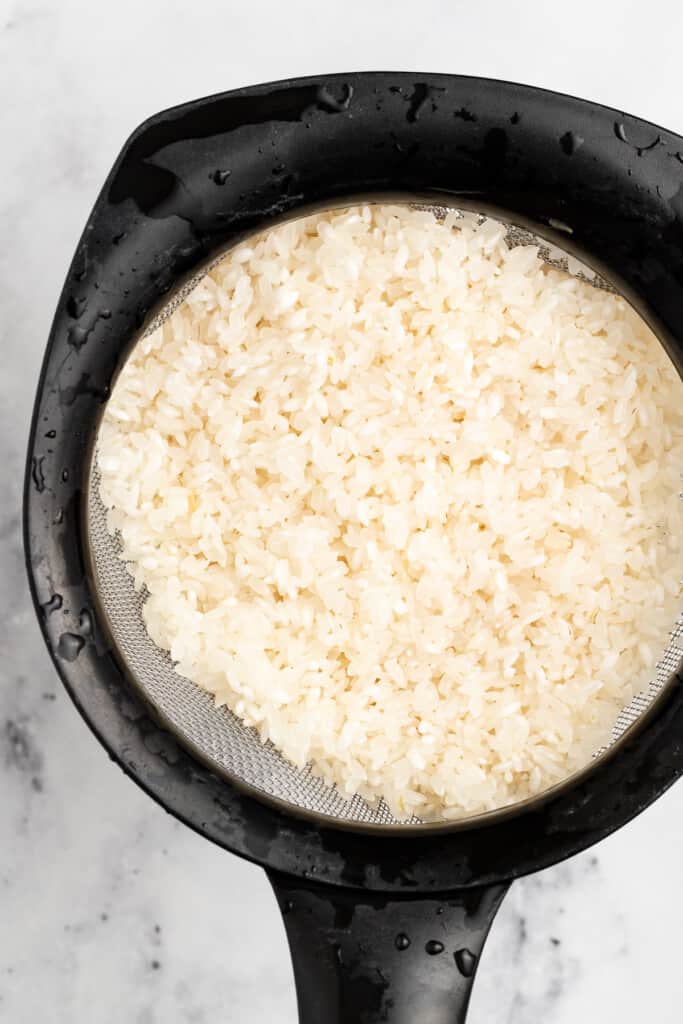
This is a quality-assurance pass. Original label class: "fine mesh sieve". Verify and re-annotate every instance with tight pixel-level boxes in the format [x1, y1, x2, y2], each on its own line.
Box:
[85, 205, 683, 829]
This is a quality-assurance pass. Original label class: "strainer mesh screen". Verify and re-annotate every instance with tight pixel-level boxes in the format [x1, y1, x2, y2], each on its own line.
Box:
[86, 208, 683, 826]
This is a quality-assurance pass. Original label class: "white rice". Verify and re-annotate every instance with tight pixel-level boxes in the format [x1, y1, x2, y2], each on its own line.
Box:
[98, 204, 683, 820]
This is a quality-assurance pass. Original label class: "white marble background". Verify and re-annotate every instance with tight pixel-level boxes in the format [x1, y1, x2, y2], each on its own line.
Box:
[2, 0, 683, 1020]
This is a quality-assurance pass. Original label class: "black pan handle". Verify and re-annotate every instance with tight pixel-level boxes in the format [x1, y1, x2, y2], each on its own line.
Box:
[268, 870, 510, 1023]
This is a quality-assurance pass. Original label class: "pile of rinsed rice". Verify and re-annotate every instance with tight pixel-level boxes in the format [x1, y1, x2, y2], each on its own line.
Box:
[98, 204, 683, 820]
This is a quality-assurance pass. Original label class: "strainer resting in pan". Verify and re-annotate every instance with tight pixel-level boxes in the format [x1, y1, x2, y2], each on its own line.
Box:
[86, 206, 683, 830]
[25, 74, 683, 1023]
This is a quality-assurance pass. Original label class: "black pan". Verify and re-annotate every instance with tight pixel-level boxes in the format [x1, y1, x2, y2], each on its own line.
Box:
[24, 73, 683, 1022]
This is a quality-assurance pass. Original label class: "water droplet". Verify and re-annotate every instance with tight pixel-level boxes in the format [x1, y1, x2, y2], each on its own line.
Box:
[53, 508, 64, 525]
[406, 83, 430, 123]
[548, 217, 573, 234]
[389, 83, 444, 124]
[395, 933, 411, 951]
[60, 373, 110, 406]
[41, 594, 63, 615]
[78, 609, 93, 637]
[316, 84, 353, 114]
[99, 308, 112, 320]
[112, 232, 126, 245]
[510, 112, 521, 125]
[31, 456, 46, 493]
[425, 940, 444, 956]
[211, 169, 232, 185]
[66, 296, 87, 319]
[436, 907, 444, 915]
[68, 325, 90, 349]
[282, 900, 294, 915]
[454, 106, 477, 122]
[559, 131, 583, 156]
[454, 948, 477, 977]
[640, 137, 661, 155]
[272, 163, 285, 175]
[45, 429, 56, 439]
[614, 121, 628, 143]
[61, 469, 69, 483]
[333, 943, 343, 964]
[57, 633, 85, 661]
[614, 121, 661, 155]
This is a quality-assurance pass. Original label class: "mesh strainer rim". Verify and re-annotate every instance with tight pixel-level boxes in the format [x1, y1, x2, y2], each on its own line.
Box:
[82, 198, 683, 835]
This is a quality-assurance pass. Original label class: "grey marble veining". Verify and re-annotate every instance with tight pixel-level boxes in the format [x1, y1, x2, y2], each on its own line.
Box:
[3, 0, 683, 1021]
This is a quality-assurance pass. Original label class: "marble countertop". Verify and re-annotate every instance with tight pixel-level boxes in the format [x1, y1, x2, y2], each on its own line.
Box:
[3, 1, 683, 1020]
